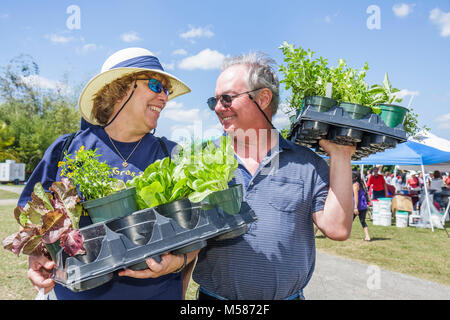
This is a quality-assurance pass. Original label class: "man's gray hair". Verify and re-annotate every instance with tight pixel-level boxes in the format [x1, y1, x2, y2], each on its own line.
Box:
[222, 52, 280, 116]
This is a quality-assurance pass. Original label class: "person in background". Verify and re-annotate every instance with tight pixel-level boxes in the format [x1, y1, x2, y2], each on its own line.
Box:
[428, 171, 444, 207]
[444, 173, 450, 187]
[352, 171, 371, 241]
[384, 171, 392, 185]
[406, 171, 421, 192]
[366, 166, 388, 199]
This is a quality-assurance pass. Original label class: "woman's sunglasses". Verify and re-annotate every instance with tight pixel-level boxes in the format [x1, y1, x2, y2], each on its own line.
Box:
[137, 78, 170, 96]
[206, 88, 263, 110]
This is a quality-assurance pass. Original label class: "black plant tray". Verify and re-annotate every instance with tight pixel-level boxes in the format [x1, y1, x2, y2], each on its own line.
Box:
[287, 105, 407, 160]
[52, 200, 257, 292]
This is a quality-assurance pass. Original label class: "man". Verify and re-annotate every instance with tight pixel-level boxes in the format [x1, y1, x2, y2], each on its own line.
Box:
[366, 166, 388, 199]
[191, 52, 355, 300]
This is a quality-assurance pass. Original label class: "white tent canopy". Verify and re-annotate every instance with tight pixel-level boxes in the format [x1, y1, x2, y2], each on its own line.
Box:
[399, 131, 450, 172]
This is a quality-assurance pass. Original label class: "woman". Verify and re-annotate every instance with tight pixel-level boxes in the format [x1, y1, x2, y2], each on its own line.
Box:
[20, 47, 197, 299]
[352, 171, 371, 242]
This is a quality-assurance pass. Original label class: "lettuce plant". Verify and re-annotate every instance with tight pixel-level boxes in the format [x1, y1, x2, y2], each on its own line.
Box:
[2, 178, 85, 258]
[127, 135, 238, 209]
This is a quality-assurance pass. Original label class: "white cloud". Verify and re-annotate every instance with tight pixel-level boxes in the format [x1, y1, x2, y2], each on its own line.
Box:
[162, 62, 175, 71]
[77, 43, 100, 54]
[180, 25, 214, 40]
[19, 75, 70, 94]
[392, 3, 415, 18]
[172, 49, 188, 56]
[272, 112, 291, 129]
[45, 34, 75, 44]
[178, 49, 226, 70]
[162, 101, 201, 122]
[120, 31, 141, 43]
[0, 13, 9, 19]
[435, 113, 450, 129]
[395, 89, 419, 99]
[429, 8, 450, 37]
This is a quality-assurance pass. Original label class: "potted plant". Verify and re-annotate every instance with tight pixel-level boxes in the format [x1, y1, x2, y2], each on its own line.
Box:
[58, 146, 137, 223]
[2, 178, 85, 261]
[279, 41, 338, 118]
[368, 73, 409, 128]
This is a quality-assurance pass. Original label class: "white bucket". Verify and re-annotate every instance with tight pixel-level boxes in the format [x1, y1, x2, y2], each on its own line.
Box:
[396, 211, 409, 228]
[372, 198, 392, 226]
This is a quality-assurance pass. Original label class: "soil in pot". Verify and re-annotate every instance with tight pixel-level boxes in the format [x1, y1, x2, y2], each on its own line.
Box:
[82, 187, 137, 224]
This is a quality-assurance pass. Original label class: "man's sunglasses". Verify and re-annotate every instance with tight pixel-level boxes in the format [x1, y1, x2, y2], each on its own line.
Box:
[206, 88, 263, 110]
[137, 78, 170, 96]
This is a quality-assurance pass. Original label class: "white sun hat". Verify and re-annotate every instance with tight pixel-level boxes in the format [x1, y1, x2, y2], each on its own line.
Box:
[78, 47, 191, 125]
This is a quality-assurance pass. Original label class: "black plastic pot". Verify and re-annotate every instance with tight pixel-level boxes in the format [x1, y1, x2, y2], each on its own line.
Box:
[156, 199, 207, 255]
[304, 96, 337, 112]
[203, 185, 244, 216]
[45, 241, 61, 262]
[212, 224, 248, 241]
[61, 223, 113, 292]
[339, 102, 372, 119]
[105, 210, 157, 270]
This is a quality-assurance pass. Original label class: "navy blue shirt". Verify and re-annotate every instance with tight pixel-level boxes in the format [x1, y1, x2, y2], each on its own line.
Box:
[193, 134, 330, 299]
[18, 125, 181, 300]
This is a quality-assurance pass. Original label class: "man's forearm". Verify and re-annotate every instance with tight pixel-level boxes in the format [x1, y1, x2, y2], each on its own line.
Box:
[321, 153, 354, 240]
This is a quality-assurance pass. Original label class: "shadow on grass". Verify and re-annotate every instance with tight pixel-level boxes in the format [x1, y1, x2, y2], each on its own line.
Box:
[367, 237, 391, 242]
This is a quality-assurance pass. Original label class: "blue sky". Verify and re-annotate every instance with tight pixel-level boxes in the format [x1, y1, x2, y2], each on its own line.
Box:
[0, 0, 449, 141]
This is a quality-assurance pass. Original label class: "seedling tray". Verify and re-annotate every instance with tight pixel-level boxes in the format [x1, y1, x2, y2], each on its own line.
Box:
[287, 105, 407, 160]
[52, 199, 257, 292]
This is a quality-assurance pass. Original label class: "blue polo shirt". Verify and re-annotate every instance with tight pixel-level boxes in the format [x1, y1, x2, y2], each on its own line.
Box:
[18, 125, 181, 300]
[192, 134, 330, 299]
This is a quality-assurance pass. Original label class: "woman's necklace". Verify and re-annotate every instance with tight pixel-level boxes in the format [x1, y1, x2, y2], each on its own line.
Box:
[108, 134, 143, 168]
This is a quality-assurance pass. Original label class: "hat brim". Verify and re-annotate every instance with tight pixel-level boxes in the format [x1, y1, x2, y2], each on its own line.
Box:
[78, 67, 191, 125]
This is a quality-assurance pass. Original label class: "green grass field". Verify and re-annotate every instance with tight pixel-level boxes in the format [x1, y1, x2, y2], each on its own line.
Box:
[0, 189, 21, 200]
[1, 198, 448, 300]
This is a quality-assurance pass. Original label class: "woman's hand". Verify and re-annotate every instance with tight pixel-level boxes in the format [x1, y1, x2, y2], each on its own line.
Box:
[354, 208, 359, 216]
[28, 254, 55, 294]
[118, 253, 185, 279]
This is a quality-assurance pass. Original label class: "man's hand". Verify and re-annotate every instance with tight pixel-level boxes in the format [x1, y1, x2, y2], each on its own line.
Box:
[28, 254, 55, 294]
[118, 253, 184, 279]
[319, 139, 356, 158]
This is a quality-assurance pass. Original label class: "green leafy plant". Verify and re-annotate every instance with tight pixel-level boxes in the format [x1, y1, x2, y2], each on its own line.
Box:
[368, 72, 404, 109]
[58, 146, 126, 201]
[127, 135, 238, 209]
[179, 135, 238, 203]
[279, 41, 332, 110]
[2, 178, 85, 258]
[126, 157, 191, 209]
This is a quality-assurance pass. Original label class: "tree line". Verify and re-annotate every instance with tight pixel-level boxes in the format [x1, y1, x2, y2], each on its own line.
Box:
[0, 55, 80, 177]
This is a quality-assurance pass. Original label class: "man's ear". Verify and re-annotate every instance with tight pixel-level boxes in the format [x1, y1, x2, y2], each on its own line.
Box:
[257, 88, 273, 112]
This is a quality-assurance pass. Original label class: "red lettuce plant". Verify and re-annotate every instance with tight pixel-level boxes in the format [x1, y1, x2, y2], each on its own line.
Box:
[2, 178, 85, 258]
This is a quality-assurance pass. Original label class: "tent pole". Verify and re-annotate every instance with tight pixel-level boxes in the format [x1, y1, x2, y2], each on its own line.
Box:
[421, 164, 434, 232]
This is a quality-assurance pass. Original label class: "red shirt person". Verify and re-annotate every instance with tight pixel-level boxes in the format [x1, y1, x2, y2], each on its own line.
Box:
[366, 167, 388, 199]
[406, 172, 421, 190]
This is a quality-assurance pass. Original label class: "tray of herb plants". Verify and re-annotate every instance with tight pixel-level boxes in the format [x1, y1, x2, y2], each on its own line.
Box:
[279, 42, 417, 160]
[14, 136, 257, 292]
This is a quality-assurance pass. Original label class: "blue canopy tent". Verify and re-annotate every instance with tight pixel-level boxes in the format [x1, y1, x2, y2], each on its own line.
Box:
[351, 140, 450, 231]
